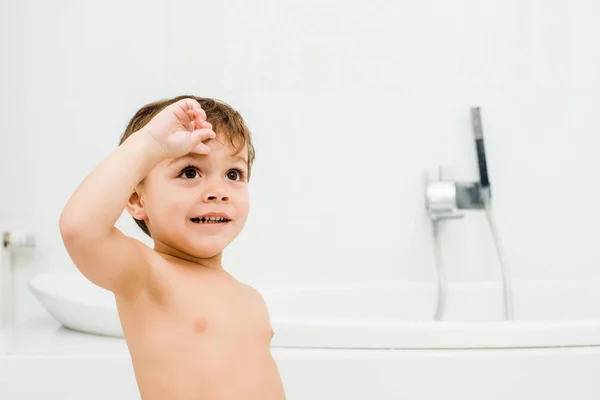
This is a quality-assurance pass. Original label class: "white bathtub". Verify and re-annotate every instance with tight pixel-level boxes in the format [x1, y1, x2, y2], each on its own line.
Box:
[1, 272, 599, 399]
[269, 279, 600, 349]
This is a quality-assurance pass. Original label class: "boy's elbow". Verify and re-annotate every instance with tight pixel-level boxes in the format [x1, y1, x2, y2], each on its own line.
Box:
[59, 210, 77, 237]
[59, 209, 89, 245]
[59, 210, 74, 236]
[60, 209, 118, 252]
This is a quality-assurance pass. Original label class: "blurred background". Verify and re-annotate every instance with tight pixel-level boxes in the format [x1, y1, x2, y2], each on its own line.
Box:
[2, 0, 600, 324]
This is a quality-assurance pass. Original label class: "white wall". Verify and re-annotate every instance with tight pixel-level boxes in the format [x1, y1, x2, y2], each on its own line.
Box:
[2, 0, 600, 323]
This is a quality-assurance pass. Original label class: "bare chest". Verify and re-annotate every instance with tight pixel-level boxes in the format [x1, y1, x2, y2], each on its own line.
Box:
[149, 270, 273, 344]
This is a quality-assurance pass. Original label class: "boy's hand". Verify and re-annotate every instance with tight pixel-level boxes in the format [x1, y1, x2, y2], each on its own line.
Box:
[141, 98, 216, 158]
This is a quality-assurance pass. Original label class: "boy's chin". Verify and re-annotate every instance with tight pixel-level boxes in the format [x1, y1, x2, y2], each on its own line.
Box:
[184, 239, 230, 259]
[153, 234, 229, 260]
[186, 246, 225, 259]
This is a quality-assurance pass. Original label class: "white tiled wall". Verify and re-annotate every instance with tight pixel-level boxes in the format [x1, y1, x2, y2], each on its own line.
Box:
[2, 0, 600, 323]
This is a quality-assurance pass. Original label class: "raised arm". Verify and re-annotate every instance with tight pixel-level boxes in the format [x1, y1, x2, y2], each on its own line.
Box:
[59, 98, 215, 298]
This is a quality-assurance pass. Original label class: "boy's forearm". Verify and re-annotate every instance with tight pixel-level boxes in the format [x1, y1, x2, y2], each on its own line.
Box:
[60, 130, 165, 239]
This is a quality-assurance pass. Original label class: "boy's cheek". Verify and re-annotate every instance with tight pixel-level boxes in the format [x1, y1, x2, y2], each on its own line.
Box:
[236, 201, 250, 219]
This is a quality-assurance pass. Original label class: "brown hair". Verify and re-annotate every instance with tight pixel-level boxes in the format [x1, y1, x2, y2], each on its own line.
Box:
[119, 94, 255, 237]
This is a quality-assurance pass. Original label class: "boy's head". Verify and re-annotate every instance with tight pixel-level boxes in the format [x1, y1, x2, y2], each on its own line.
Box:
[119, 95, 255, 259]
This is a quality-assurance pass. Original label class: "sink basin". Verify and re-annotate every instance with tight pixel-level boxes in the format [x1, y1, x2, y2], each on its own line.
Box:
[28, 271, 290, 338]
[29, 271, 124, 337]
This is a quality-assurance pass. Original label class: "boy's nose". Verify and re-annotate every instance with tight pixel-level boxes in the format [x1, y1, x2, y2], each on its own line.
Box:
[203, 188, 229, 203]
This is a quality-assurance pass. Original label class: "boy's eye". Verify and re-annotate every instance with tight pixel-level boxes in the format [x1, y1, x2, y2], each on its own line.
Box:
[227, 169, 244, 181]
[180, 167, 200, 179]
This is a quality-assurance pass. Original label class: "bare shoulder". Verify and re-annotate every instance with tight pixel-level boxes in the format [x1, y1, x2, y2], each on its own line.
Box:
[238, 282, 272, 316]
[239, 283, 275, 338]
[64, 226, 162, 301]
[240, 282, 268, 303]
[111, 243, 172, 303]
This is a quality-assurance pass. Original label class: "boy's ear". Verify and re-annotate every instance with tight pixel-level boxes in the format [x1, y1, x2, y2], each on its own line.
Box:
[125, 187, 147, 220]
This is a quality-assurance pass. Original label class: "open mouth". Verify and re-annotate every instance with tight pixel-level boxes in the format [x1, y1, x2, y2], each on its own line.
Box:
[190, 216, 231, 224]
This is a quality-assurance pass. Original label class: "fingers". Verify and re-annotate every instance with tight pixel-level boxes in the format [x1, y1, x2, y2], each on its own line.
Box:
[192, 142, 211, 154]
[189, 128, 216, 154]
[173, 98, 208, 129]
[195, 126, 215, 140]
[195, 113, 212, 130]
[171, 101, 194, 131]
[177, 98, 207, 121]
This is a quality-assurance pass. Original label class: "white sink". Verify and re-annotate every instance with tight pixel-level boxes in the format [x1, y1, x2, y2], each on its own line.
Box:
[29, 271, 124, 337]
[27, 271, 290, 339]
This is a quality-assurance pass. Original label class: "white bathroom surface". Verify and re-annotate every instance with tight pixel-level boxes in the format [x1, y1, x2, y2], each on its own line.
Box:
[3, 317, 600, 400]
[0, 317, 130, 357]
[2, 315, 598, 358]
[0, 316, 331, 359]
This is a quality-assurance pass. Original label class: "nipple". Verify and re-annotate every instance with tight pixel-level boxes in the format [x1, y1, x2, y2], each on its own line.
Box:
[194, 318, 208, 334]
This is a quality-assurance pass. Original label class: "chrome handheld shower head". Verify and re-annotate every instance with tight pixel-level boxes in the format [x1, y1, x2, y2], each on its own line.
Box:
[470, 107, 491, 197]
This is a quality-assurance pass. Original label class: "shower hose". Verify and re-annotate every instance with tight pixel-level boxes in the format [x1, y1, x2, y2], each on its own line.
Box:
[432, 193, 513, 321]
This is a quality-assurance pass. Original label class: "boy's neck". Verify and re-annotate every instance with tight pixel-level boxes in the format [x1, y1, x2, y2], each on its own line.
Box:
[154, 242, 224, 271]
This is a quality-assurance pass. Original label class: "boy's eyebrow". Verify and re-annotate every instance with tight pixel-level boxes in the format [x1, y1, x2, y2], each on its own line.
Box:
[229, 154, 248, 164]
[166, 153, 248, 167]
[166, 154, 199, 168]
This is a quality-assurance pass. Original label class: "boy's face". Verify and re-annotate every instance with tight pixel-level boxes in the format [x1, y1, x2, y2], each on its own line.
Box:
[130, 134, 250, 260]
